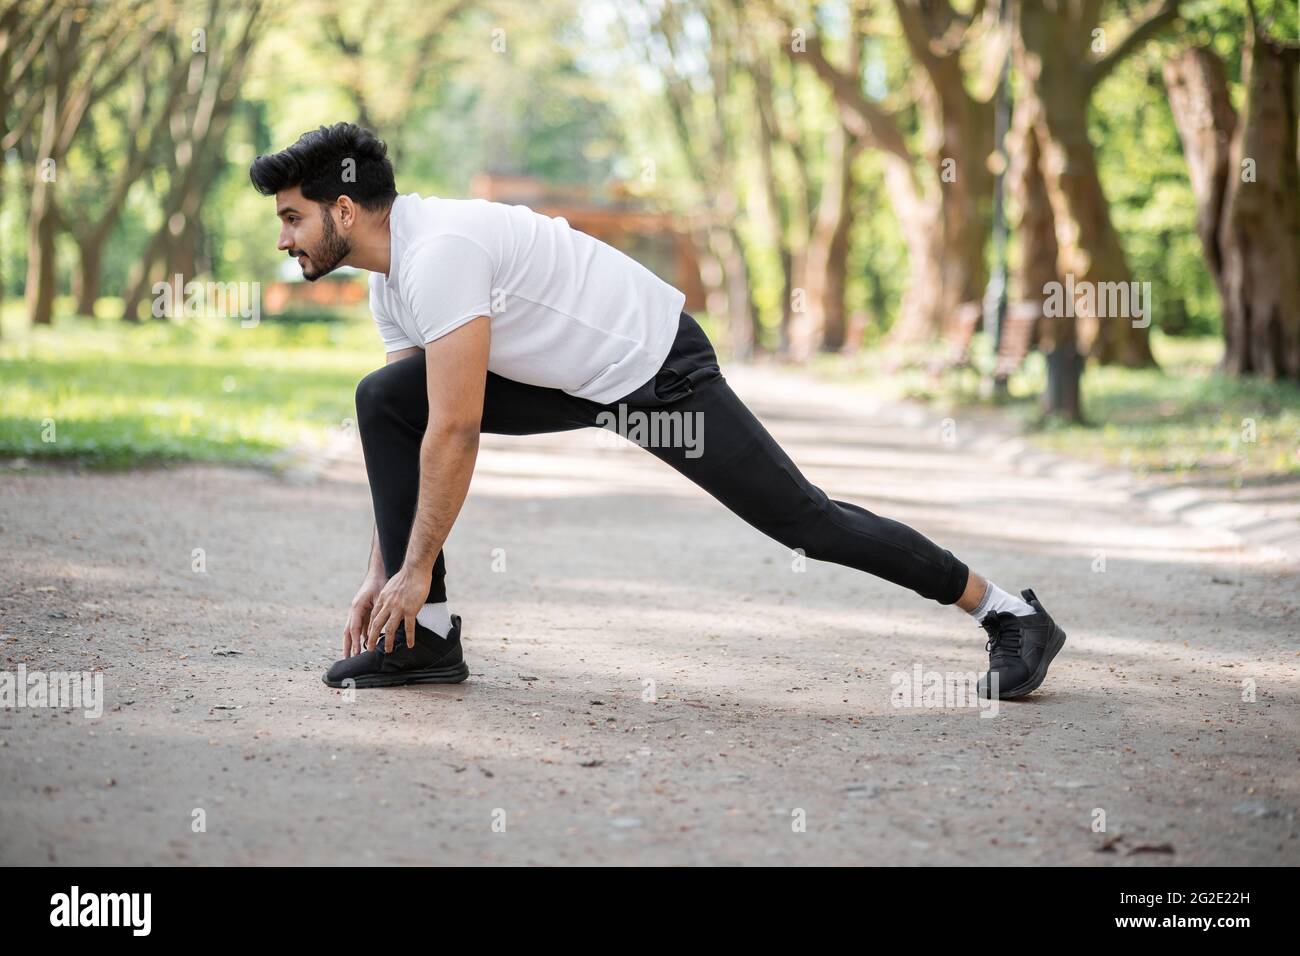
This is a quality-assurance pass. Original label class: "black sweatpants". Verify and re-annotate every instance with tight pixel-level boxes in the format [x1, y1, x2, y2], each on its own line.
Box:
[354, 311, 970, 606]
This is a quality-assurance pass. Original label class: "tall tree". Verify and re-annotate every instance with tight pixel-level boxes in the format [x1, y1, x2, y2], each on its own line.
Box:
[747, 38, 805, 354]
[121, 0, 265, 321]
[737, 0, 866, 359]
[0, 0, 60, 330]
[1163, 5, 1299, 379]
[790, 0, 1004, 344]
[626, 0, 758, 357]
[23, 0, 155, 325]
[63, 18, 191, 314]
[1016, 0, 1182, 368]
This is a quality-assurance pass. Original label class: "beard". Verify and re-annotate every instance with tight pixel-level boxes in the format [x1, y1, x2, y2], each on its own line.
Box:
[297, 207, 351, 281]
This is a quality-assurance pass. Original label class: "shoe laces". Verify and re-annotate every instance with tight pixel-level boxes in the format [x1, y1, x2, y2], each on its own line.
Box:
[981, 611, 1024, 667]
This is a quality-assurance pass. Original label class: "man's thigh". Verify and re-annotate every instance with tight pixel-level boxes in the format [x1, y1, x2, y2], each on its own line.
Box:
[622, 374, 807, 527]
[480, 371, 601, 435]
[363, 357, 601, 436]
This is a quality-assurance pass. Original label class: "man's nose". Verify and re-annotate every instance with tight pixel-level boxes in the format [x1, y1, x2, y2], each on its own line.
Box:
[277, 230, 291, 251]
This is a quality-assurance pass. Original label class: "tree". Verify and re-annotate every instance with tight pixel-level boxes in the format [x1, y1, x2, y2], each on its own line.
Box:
[63, 16, 191, 315]
[0, 0, 62, 330]
[316, 0, 470, 165]
[120, 0, 265, 321]
[790, 0, 1003, 345]
[1163, 4, 1299, 379]
[1016, 0, 1182, 368]
[725, 0, 867, 359]
[624, 0, 758, 357]
[23, 0, 156, 325]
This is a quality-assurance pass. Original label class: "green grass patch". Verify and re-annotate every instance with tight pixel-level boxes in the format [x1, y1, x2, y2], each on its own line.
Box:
[1, 307, 381, 468]
[805, 331, 1300, 485]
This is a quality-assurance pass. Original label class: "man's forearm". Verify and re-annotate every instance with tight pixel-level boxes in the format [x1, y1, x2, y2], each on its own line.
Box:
[402, 426, 480, 574]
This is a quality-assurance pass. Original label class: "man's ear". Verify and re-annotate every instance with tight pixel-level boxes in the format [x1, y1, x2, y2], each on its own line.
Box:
[335, 195, 357, 229]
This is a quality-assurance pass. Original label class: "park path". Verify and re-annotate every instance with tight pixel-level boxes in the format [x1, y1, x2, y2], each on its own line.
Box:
[1, 363, 1296, 865]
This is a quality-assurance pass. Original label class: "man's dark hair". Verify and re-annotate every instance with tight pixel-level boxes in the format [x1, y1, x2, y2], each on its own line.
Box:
[249, 122, 397, 211]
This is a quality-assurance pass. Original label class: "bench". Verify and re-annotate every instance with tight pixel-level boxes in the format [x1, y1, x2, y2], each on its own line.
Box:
[993, 300, 1041, 380]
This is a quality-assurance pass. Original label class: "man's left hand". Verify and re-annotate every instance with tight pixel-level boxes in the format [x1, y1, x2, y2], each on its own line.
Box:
[366, 563, 433, 652]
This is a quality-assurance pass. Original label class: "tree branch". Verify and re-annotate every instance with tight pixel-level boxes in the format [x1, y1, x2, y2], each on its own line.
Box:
[1087, 0, 1181, 90]
[791, 29, 912, 163]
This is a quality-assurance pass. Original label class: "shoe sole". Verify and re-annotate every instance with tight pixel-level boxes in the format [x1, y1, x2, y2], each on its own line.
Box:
[995, 624, 1067, 700]
[322, 659, 470, 689]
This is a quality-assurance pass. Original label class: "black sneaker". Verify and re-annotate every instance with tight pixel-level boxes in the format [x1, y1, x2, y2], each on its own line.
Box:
[977, 589, 1066, 700]
[323, 614, 469, 688]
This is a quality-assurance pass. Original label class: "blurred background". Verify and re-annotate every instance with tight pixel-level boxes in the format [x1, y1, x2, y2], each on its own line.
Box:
[1, 0, 1296, 483]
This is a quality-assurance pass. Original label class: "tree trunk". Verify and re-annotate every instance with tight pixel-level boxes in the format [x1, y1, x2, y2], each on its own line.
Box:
[790, 121, 857, 358]
[25, 20, 68, 328]
[751, 59, 797, 352]
[69, 39, 192, 320]
[933, 78, 994, 340]
[22, 3, 160, 325]
[25, 175, 57, 325]
[884, 158, 947, 343]
[72, 234, 104, 316]
[1219, 34, 1300, 378]
[1164, 36, 1300, 379]
[1162, 47, 1234, 303]
[1006, 83, 1060, 338]
[717, 223, 757, 356]
[691, 226, 728, 340]
[1019, 3, 1157, 368]
[820, 149, 856, 352]
[692, 221, 755, 359]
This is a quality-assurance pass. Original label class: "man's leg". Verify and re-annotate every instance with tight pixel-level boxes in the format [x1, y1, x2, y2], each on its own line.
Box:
[354, 354, 599, 603]
[621, 373, 970, 604]
[598, 313, 965, 603]
[606, 312, 1066, 699]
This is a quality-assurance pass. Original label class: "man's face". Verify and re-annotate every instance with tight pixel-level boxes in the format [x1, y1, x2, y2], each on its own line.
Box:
[275, 186, 351, 281]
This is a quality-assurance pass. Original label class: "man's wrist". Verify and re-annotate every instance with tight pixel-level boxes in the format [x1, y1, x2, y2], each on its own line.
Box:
[401, 555, 437, 578]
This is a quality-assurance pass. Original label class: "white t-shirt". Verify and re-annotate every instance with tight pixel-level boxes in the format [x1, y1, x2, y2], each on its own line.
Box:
[368, 192, 686, 405]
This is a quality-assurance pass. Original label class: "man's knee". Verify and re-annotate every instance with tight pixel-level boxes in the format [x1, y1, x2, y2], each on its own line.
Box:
[355, 360, 419, 422]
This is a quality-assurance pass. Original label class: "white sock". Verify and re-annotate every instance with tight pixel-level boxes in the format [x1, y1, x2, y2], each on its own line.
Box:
[415, 602, 453, 638]
[968, 582, 1035, 620]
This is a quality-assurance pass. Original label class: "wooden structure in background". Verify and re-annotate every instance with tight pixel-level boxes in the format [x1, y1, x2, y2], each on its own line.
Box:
[470, 173, 705, 313]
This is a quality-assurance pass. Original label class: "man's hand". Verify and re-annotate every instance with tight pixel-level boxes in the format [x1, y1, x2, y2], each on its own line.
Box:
[342, 574, 385, 658]
[366, 563, 433, 653]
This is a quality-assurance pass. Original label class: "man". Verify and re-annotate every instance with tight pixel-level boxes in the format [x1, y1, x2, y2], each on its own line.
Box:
[249, 122, 1067, 700]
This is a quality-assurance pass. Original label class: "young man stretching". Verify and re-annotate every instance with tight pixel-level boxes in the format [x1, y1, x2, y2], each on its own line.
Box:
[249, 123, 1067, 701]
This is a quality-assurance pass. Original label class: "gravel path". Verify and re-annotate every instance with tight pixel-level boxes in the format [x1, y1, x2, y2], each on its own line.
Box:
[2, 364, 1296, 865]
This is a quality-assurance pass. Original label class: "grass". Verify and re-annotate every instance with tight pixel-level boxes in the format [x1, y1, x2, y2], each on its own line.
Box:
[1, 301, 380, 468]
[805, 330, 1300, 485]
[4, 301, 1297, 484]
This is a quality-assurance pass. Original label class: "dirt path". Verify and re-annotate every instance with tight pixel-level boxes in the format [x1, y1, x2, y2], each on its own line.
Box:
[2, 364, 1296, 865]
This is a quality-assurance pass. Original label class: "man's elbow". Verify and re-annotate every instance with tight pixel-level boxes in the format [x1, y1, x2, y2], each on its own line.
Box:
[423, 418, 480, 449]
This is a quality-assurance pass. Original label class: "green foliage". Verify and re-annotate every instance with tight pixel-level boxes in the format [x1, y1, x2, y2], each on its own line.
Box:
[1091, 35, 1217, 336]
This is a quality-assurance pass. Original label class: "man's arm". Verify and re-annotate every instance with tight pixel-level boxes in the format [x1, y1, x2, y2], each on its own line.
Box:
[365, 317, 491, 652]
